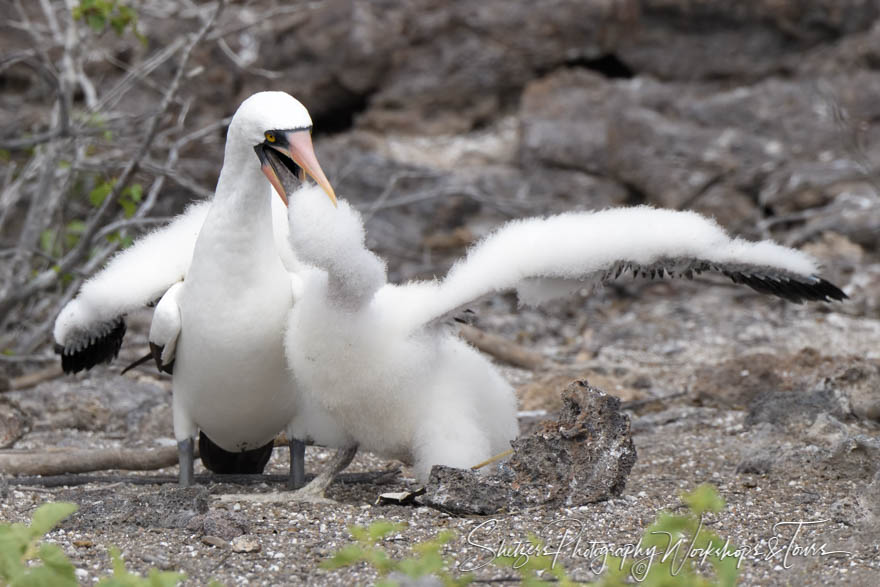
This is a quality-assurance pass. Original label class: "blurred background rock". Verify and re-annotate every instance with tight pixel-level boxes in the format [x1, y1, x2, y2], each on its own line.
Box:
[1, 0, 878, 366]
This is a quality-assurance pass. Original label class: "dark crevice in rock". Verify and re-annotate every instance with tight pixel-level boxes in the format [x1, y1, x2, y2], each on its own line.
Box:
[566, 53, 635, 79]
[312, 88, 372, 137]
[621, 179, 648, 206]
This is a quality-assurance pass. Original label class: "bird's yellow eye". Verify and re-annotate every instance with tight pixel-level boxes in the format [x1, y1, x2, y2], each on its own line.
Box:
[265, 132, 276, 143]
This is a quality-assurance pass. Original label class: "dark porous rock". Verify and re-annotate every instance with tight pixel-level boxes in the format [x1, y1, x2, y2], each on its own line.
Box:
[828, 361, 880, 422]
[826, 435, 880, 481]
[693, 353, 786, 409]
[861, 471, 880, 527]
[508, 381, 637, 506]
[696, 350, 880, 428]
[619, 0, 879, 81]
[422, 381, 636, 514]
[420, 466, 518, 516]
[745, 388, 851, 429]
[736, 426, 880, 483]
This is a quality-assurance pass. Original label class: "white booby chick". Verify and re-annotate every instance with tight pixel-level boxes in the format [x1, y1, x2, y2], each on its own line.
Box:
[286, 189, 518, 484]
[284, 189, 846, 486]
[54, 91, 337, 486]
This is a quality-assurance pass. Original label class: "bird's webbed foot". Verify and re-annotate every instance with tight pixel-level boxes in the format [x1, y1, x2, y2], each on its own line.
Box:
[215, 445, 358, 505]
[289, 445, 358, 503]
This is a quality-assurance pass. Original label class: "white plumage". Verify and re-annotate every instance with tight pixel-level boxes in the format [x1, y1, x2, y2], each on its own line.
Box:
[376, 205, 822, 331]
[281, 186, 843, 482]
[149, 281, 183, 371]
[53, 202, 208, 359]
[285, 191, 518, 480]
[54, 91, 337, 486]
[54, 91, 845, 490]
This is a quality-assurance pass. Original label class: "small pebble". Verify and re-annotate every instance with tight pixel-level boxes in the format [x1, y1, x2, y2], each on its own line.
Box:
[201, 535, 228, 549]
[231, 535, 261, 553]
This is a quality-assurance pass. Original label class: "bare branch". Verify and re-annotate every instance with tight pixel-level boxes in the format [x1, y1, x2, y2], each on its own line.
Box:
[206, 2, 322, 40]
[0, 0, 227, 323]
[458, 324, 549, 371]
[0, 446, 182, 475]
[0, 53, 70, 150]
[94, 37, 186, 113]
[216, 37, 283, 79]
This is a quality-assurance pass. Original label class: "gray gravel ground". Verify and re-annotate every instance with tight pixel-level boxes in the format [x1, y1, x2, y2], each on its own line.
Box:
[2, 282, 879, 586]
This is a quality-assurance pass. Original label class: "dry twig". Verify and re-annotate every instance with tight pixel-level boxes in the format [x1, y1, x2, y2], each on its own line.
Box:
[458, 324, 549, 371]
[0, 446, 182, 475]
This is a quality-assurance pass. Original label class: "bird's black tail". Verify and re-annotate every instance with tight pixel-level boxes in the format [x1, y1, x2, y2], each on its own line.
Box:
[198, 432, 274, 474]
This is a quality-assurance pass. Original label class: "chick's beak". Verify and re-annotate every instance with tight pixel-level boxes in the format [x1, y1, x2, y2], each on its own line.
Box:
[280, 130, 337, 207]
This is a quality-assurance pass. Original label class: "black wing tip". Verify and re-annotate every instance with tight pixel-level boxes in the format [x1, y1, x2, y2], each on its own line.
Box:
[57, 318, 127, 375]
[149, 342, 174, 374]
[727, 271, 848, 304]
[813, 277, 848, 302]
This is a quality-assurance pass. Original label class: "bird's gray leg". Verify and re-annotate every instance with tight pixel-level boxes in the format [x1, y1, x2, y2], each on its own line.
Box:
[178, 437, 195, 487]
[293, 445, 357, 501]
[289, 438, 306, 489]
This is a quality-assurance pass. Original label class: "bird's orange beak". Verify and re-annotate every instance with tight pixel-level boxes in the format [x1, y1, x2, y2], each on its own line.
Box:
[261, 129, 337, 208]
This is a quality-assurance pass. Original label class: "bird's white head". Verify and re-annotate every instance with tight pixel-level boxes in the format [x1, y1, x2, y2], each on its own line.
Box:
[226, 91, 336, 207]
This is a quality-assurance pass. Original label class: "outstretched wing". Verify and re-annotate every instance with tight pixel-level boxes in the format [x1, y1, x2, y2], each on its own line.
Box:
[53, 202, 210, 373]
[375, 206, 846, 333]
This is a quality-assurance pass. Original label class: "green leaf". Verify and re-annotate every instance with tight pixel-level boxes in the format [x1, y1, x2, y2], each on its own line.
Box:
[349, 526, 369, 543]
[39, 229, 56, 255]
[145, 568, 185, 587]
[89, 181, 114, 207]
[10, 565, 79, 587]
[682, 484, 725, 516]
[397, 552, 443, 578]
[34, 543, 78, 585]
[128, 183, 143, 202]
[119, 197, 136, 218]
[87, 13, 106, 32]
[66, 220, 86, 234]
[28, 503, 78, 538]
[319, 544, 365, 570]
[366, 549, 395, 575]
[109, 547, 127, 576]
[0, 525, 29, 579]
[368, 521, 403, 542]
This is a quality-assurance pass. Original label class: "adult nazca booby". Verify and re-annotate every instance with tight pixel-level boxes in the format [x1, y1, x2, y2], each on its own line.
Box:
[54, 91, 337, 486]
